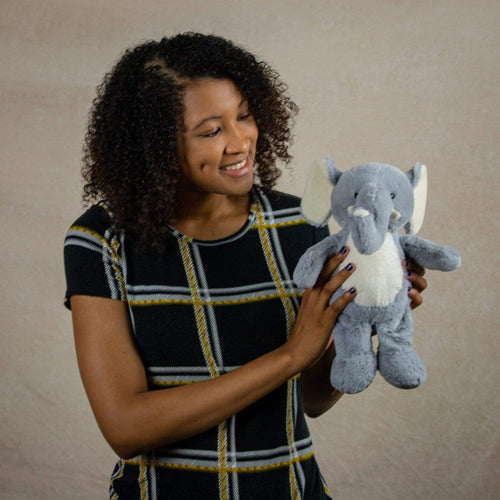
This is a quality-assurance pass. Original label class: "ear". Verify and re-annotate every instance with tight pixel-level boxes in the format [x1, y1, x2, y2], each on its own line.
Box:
[404, 162, 427, 234]
[301, 157, 339, 226]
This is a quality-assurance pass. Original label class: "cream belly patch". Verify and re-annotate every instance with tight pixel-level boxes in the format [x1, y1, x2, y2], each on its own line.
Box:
[342, 234, 403, 307]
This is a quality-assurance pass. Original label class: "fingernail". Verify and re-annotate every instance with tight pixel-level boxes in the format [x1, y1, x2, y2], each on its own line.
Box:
[407, 270, 412, 277]
[405, 259, 409, 267]
[349, 287, 356, 294]
[345, 263, 353, 271]
[408, 286, 411, 292]
[340, 246, 347, 255]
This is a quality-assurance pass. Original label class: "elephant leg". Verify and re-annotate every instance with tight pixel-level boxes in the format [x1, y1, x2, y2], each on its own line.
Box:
[330, 315, 376, 394]
[377, 308, 427, 389]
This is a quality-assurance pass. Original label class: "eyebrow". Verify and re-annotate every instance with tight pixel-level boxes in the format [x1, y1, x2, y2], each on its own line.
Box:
[191, 97, 247, 131]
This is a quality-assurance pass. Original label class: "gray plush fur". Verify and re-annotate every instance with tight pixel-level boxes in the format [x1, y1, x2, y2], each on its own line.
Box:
[293, 159, 461, 394]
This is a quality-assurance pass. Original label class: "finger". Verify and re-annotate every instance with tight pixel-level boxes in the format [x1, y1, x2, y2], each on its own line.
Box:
[316, 262, 356, 310]
[408, 288, 423, 310]
[314, 246, 350, 289]
[406, 271, 428, 293]
[403, 259, 425, 277]
[324, 286, 357, 322]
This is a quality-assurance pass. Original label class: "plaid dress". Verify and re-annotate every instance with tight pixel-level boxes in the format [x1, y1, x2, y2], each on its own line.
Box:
[64, 188, 332, 500]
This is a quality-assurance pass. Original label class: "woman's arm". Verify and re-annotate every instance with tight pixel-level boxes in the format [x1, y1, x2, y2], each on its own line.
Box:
[71, 249, 355, 459]
[300, 259, 428, 418]
[300, 338, 342, 418]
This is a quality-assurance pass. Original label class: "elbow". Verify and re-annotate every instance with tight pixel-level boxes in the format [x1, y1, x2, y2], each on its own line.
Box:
[303, 402, 329, 419]
[109, 440, 142, 460]
[304, 407, 324, 419]
[105, 429, 143, 460]
[302, 398, 325, 419]
[302, 390, 344, 419]
[99, 412, 147, 460]
[101, 411, 177, 459]
[106, 424, 158, 459]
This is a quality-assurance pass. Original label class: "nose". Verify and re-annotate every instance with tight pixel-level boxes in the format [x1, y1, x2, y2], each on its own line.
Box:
[224, 122, 250, 155]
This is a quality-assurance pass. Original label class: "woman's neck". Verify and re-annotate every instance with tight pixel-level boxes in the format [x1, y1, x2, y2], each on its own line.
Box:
[172, 190, 252, 240]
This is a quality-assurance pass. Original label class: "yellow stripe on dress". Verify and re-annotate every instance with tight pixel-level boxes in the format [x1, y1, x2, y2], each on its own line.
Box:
[110, 234, 127, 300]
[139, 454, 148, 500]
[129, 292, 302, 307]
[253, 205, 300, 499]
[218, 420, 229, 500]
[178, 237, 228, 500]
[124, 450, 315, 474]
[179, 238, 218, 379]
[249, 218, 308, 230]
[69, 225, 127, 300]
[287, 378, 300, 500]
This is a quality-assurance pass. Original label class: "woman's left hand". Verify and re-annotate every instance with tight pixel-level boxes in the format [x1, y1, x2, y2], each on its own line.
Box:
[404, 259, 428, 309]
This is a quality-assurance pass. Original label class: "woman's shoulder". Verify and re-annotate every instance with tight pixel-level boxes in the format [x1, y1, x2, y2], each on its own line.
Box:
[66, 201, 114, 237]
[255, 188, 301, 211]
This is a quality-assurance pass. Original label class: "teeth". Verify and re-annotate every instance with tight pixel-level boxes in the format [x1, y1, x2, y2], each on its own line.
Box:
[221, 159, 247, 171]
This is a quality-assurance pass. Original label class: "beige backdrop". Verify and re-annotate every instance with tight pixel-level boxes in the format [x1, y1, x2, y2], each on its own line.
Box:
[1, 0, 498, 498]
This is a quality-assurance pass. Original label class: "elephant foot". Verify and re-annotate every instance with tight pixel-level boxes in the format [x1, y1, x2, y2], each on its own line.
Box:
[330, 352, 377, 394]
[378, 349, 427, 389]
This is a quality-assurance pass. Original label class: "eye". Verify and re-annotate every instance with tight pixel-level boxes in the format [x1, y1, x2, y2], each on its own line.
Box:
[354, 192, 358, 198]
[200, 127, 221, 138]
[238, 113, 252, 121]
[390, 193, 396, 199]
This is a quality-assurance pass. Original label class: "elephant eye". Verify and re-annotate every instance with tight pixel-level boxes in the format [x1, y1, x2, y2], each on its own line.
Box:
[354, 192, 358, 198]
[390, 193, 396, 199]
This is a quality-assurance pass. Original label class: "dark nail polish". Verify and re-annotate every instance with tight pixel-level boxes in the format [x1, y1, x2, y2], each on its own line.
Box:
[408, 286, 411, 292]
[349, 287, 356, 294]
[407, 270, 412, 277]
[346, 263, 353, 271]
[405, 259, 409, 267]
[340, 246, 347, 255]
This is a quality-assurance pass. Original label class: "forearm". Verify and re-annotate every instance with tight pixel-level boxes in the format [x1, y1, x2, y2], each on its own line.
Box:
[100, 345, 300, 458]
[300, 339, 343, 418]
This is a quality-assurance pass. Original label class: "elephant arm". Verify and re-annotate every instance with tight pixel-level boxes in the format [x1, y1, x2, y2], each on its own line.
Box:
[293, 232, 345, 288]
[399, 234, 461, 271]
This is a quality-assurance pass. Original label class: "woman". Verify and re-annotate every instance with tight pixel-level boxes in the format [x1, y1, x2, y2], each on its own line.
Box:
[64, 33, 426, 499]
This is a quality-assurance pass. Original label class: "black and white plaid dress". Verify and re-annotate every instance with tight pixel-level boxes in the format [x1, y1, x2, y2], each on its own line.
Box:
[64, 188, 332, 500]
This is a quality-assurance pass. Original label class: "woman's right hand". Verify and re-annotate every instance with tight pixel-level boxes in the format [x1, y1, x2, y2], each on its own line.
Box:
[284, 247, 357, 373]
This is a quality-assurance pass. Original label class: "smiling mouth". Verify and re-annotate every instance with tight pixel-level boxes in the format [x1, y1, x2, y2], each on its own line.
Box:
[220, 158, 248, 171]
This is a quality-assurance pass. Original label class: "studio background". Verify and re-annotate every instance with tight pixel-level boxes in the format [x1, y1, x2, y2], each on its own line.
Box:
[1, 0, 498, 498]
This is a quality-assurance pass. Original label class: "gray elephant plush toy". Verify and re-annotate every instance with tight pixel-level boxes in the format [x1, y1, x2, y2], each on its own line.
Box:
[293, 158, 461, 394]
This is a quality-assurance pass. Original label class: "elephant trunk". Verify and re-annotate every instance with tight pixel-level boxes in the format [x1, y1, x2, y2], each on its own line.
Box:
[348, 183, 392, 255]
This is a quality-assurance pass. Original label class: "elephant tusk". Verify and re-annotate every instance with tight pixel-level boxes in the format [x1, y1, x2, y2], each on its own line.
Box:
[353, 208, 370, 217]
[390, 209, 401, 221]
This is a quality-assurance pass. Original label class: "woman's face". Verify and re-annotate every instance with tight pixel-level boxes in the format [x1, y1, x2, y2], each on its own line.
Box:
[176, 78, 259, 197]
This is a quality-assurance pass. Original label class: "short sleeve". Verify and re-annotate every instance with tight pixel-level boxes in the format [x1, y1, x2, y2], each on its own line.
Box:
[63, 204, 128, 310]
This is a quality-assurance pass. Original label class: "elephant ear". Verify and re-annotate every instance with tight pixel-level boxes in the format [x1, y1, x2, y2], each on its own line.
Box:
[301, 157, 340, 226]
[405, 163, 427, 234]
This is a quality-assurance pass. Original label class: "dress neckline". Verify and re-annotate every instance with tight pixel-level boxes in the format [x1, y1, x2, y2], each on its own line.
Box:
[168, 189, 259, 246]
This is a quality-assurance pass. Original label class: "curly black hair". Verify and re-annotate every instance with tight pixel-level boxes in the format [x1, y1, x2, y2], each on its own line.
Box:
[82, 32, 298, 253]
